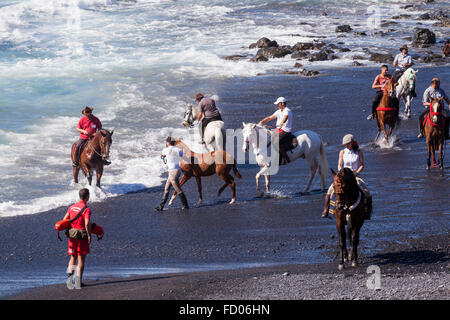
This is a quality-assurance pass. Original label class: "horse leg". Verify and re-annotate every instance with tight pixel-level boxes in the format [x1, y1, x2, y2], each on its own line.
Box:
[218, 173, 236, 204]
[439, 142, 444, 170]
[195, 176, 203, 204]
[264, 174, 270, 193]
[96, 166, 103, 188]
[351, 227, 361, 267]
[302, 158, 318, 194]
[426, 138, 431, 170]
[73, 166, 80, 184]
[256, 166, 269, 197]
[336, 219, 347, 270]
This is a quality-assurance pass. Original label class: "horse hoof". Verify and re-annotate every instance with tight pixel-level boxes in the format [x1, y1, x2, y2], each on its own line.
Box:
[257, 192, 264, 198]
[426, 166, 430, 171]
[343, 257, 348, 263]
[338, 264, 344, 271]
[352, 261, 358, 268]
[229, 200, 236, 204]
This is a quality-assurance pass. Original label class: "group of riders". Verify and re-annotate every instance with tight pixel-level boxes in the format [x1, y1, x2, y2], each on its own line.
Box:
[71, 44, 450, 218]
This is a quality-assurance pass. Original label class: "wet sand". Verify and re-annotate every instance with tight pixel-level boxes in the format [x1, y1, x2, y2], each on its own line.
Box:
[1, 66, 449, 299]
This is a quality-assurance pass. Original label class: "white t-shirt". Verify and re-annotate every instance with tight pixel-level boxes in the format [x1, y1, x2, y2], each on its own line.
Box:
[161, 145, 183, 171]
[272, 107, 292, 132]
[342, 148, 360, 172]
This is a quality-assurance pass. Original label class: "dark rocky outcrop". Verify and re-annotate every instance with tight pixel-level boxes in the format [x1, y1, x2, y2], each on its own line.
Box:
[249, 37, 279, 49]
[291, 51, 308, 59]
[369, 53, 393, 63]
[283, 69, 320, 77]
[335, 25, 352, 33]
[412, 28, 436, 48]
[255, 46, 293, 59]
[250, 55, 268, 62]
[352, 61, 364, 66]
[223, 55, 247, 61]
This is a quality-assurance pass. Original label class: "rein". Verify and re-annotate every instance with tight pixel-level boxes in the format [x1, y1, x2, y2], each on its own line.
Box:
[424, 102, 443, 127]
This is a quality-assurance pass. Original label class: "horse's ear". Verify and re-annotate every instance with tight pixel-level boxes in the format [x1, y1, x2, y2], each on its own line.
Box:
[110, 130, 114, 136]
[330, 168, 336, 177]
[251, 123, 256, 129]
[242, 122, 246, 127]
[100, 130, 106, 137]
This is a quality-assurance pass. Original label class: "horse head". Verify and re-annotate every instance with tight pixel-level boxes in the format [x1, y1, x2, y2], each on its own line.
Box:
[331, 168, 359, 211]
[98, 129, 113, 161]
[430, 98, 443, 124]
[383, 79, 395, 98]
[183, 104, 197, 128]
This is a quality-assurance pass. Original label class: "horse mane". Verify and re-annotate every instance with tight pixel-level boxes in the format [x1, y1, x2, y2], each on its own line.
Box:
[336, 168, 359, 196]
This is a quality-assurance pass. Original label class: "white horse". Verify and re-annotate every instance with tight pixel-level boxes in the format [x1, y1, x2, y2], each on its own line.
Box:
[242, 122, 328, 196]
[395, 67, 418, 119]
[183, 104, 226, 151]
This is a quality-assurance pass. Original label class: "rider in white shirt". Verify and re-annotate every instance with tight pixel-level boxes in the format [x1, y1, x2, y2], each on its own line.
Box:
[393, 44, 416, 97]
[258, 97, 296, 164]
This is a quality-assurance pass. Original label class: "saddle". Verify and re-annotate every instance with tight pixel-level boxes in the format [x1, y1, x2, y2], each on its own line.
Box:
[283, 132, 298, 151]
[72, 139, 88, 167]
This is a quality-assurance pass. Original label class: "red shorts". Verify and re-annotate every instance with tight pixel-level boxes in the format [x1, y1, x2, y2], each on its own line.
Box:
[68, 238, 90, 256]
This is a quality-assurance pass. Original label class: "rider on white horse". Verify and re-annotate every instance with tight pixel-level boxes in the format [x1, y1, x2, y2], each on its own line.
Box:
[258, 97, 296, 165]
[195, 93, 223, 145]
[393, 45, 416, 97]
[367, 65, 392, 120]
[418, 78, 450, 139]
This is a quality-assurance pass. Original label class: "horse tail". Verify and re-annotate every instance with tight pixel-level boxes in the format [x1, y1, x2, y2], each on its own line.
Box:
[319, 140, 328, 188]
[233, 159, 242, 179]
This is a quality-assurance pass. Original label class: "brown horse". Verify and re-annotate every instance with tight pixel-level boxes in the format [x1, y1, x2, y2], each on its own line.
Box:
[375, 79, 399, 143]
[167, 139, 242, 205]
[424, 98, 445, 170]
[331, 168, 366, 270]
[71, 129, 113, 187]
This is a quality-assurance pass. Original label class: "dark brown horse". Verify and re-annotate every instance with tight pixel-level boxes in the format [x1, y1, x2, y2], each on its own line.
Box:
[424, 98, 445, 170]
[167, 139, 242, 205]
[71, 129, 113, 187]
[375, 79, 399, 143]
[331, 168, 366, 270]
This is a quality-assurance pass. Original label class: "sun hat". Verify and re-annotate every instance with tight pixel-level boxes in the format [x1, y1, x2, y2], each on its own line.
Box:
[82, 106, 93, 115]
[195, 93, 204, 101]
[274, 97, 287, 105]
[342, 134, 354, 145]
[399, 44, 408, 52]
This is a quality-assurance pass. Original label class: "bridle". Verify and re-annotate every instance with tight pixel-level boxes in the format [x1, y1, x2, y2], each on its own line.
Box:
[334, 171, 361, 212]
[87, 131, 111, 160]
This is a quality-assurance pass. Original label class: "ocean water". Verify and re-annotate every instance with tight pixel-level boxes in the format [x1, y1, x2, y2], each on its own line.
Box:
[0, 0, 449, 217]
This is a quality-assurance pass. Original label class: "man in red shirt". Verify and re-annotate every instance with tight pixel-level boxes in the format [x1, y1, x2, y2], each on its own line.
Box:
[73, 106, 110, 166]
[63, 188, 91, 289]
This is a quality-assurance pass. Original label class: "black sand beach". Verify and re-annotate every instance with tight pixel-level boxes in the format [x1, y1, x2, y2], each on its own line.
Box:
[1, 66, 449, 299]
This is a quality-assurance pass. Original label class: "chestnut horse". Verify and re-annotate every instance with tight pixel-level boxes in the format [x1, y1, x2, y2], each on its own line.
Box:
[424, 98, 445, 170]
[375, 79, 399, 143]
[331, 168, 366, 270]
[71, 129, 113, 187]
[167, 139, 242, 205]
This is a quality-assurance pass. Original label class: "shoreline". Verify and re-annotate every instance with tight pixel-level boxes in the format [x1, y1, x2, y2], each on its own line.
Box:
[4, 232, 448, 300]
